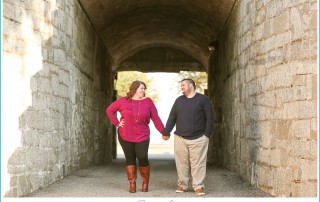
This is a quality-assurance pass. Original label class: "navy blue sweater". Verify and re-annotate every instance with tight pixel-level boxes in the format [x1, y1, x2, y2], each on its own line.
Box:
[164, 93, 214, 140]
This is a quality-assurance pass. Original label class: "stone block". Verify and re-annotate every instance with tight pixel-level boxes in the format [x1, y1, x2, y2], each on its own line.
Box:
[289, 40, 309, 61]
[300, 181, 318, 197]
[53, 48, 67, 67]
[257, 148, 268, 165]
[309, 11, 317, 29]
[258, 121, 273, 148]
[301, 159, 317, 181]
[34, 75, 51, 93]
[269, 148, 281, 166]
[274, 31, 290, 49]
[28, 173, 42, 193]
[21, 128, 40, 147]
[52, 27, 68, 50]
[8, 147, 27, 166]
[47, 148, 58, 166]
[52, 164, 64, 179]
[3, 19, 21, 40]
[48, 95, 65, 113]
[273, 168, 291, 196]
[255, 164, 273, 188]
[298, 100, 317, 119]
[245, 64, 255, 83]
[3, 37, 26, 55]
[283, 0, 308, 8]
[289, 119, 310, 139]
[290, 7, 303, 41]
[259, 35, 275, 54]
[25, 147, 48, 171]
[18, 174, 38, 196]
[3, 2, 23, 23]
[283, 102, 300, 119]
[310, 118, 317, 140]
[8, 164, 28, 175]
[279, 146, 289, 167]
[255, 7, 266, 26]
[266, 0, 283, 19]
[275, 120, 290, 140]
[255, 91, 276, 107]
[286, 140, 317, 159]
[272, 11, 289, 34]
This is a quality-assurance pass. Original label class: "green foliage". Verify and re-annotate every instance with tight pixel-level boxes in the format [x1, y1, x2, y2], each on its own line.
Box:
[115, 71, 160, 103]
[177, 71, 208, 94]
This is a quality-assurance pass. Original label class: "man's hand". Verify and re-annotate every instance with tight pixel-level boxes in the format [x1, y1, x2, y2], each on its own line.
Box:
[162, 135, 170, 141]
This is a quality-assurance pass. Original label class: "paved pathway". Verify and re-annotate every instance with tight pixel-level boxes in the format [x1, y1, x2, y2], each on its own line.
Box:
[26, 158, 271, 198]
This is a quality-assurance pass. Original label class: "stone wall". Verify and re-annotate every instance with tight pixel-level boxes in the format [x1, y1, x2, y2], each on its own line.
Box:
[3, 0, 114, 197]
[208, 0, 317, 197]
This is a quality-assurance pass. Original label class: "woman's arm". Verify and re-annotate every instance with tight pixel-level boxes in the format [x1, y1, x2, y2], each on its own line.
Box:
[106, 99, 121, 127]
[147, 98, 165, 133]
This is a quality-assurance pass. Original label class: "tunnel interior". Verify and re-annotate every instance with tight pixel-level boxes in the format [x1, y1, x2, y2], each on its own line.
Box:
[78, 0, 236, 164]
[4, 0, 317, 197]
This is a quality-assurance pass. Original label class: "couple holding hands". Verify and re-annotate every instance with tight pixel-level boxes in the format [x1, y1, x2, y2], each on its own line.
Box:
[106, 79, 213, 196]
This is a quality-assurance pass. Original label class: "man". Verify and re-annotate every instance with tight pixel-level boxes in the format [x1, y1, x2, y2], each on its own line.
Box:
[162, 78, 213, 196]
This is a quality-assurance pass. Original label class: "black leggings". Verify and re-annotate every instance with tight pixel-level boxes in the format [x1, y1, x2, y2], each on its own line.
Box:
[118, 135, 150, 167]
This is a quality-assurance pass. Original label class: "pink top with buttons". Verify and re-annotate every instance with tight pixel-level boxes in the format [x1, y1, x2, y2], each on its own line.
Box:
[106, 97, 165, 142]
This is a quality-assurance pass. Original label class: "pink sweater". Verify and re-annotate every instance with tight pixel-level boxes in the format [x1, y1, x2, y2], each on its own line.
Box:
[106, 97, 165, 142]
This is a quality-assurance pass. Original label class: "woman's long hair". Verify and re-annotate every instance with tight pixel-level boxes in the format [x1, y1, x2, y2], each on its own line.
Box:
[126, 80, 147, 100]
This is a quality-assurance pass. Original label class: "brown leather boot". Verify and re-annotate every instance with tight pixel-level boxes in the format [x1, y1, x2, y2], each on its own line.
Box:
[125, 165, 137, 193]
[139, 165, 150, 192]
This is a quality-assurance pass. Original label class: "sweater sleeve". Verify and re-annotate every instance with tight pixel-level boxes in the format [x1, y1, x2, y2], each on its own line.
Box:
[163, 99, 178, 136]
[106, 99, 121, 127]
[147, 98, 165, 134]
[203, 96, 214, 138]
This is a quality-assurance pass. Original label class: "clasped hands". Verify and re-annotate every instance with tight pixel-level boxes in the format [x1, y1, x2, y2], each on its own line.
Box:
[161, 129, 170, 141]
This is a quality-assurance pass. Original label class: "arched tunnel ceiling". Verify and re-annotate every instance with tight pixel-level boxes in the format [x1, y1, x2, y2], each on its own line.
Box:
[79, 0, 235, 72]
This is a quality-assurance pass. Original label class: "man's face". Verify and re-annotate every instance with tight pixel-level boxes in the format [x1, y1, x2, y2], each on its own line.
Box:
[181, 81, 191, 95]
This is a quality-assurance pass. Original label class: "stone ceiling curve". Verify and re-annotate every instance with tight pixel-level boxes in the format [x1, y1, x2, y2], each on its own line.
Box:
[79, 0, 235, 71]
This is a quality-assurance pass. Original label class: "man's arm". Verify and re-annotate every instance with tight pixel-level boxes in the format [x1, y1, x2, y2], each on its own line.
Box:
[163, 100, 178, 136]
[204, 96, 214, 138]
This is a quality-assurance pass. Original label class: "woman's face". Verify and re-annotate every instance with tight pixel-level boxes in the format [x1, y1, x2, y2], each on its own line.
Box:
[134, 84, 146, 98]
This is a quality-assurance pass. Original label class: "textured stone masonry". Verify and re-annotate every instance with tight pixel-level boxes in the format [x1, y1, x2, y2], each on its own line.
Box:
[208, 0, 317, 197]
[3, 0, 114, 197]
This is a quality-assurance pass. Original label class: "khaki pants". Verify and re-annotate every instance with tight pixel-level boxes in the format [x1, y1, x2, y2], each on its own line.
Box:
[174, 134, 209, 191]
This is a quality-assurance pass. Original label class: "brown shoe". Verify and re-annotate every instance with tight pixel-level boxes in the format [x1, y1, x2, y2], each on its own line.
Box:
[125, 165, 137, 193]
[139, 166, 150, 192]
[195, 188, 205, 196]
[175, 186, 187, 193]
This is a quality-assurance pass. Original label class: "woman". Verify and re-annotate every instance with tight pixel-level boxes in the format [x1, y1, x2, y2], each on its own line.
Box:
[106, 80, 165, 193]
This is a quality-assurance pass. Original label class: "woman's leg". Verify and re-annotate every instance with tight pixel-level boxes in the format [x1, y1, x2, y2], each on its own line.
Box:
[135, 139, 150, 192]
[118, 135, 136, 165]
[135, 139, 150, 166]
[118, 135, 137, 193]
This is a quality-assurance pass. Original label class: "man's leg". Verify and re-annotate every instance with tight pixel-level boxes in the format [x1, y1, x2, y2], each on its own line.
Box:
[189, 135, 209, 192]
[174, 135, 190, 191]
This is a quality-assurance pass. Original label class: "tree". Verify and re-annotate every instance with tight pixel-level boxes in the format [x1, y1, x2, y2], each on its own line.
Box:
[115, 71, 160, 103]
[176, 71, 208, 94]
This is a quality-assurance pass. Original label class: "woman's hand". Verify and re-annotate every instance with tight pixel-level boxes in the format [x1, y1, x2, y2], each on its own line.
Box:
[162, 135, 170, 140]
[118, 119, 125, 128]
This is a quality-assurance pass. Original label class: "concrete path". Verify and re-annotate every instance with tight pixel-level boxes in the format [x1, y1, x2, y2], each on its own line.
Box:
[26, 158, 271, 198]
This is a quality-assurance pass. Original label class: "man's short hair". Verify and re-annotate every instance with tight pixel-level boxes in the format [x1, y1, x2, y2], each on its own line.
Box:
[181, 78, 196, 89]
